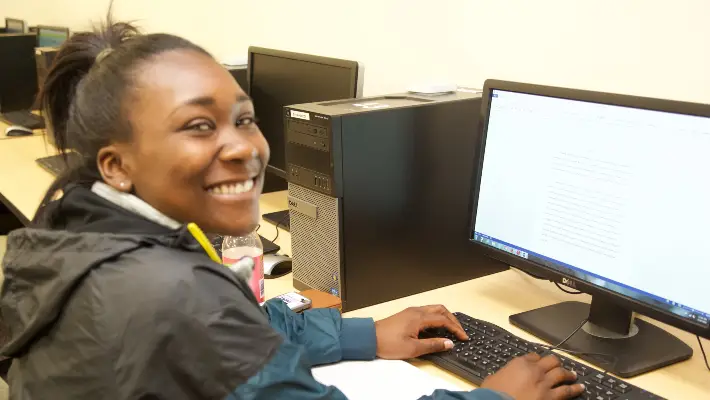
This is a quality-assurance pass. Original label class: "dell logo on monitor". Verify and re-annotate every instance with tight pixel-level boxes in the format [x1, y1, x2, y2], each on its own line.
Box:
[562, 277, 577, 288]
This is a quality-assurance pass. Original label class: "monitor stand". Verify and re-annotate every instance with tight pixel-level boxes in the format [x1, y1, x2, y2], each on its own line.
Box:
[509, 295, 693, 378]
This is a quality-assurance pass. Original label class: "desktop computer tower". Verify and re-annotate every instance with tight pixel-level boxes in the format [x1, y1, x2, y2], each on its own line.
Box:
[285, 92, 507, 311]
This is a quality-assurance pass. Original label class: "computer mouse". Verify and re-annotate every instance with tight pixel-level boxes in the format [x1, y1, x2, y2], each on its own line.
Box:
[263, 254, 292, 279]
[5, 125, 33, 137]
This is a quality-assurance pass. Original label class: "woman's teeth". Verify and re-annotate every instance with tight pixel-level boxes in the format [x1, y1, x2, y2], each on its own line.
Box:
[208, 179, 254, 195]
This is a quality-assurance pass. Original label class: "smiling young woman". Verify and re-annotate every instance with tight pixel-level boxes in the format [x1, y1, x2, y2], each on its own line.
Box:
[0, 15, 583, 400]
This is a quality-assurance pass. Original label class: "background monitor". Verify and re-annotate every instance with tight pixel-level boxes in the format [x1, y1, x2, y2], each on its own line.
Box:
[0, 34, 39, 114]
[5, 18, 26, 34]
[471, 79, 709, 377]
[247, 46, 363, 183]
[37, 25, 70, 48]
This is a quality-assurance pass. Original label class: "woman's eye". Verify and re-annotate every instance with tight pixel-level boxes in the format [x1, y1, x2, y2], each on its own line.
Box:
[236, 116, 259, 127]
[183, 120, 215, 132]
[192, 122, 213, 131]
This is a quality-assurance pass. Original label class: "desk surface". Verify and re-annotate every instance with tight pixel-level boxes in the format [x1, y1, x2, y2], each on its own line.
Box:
[0, 132, 708, 399]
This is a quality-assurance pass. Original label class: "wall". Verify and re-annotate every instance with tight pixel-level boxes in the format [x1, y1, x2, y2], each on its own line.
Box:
[2, 0, 709, 102]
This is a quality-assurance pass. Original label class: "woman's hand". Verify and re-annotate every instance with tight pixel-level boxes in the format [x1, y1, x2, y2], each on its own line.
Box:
[374, 305, 469, 359]
[481, 353, 585, 400]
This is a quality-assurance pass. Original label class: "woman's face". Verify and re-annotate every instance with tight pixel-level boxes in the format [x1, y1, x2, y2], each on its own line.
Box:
[102, 49, 269, 236]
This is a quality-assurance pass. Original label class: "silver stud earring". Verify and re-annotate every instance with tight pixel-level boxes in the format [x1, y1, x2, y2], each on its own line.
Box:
[120, 182, 125, 188]
[251, 149, 258, 158]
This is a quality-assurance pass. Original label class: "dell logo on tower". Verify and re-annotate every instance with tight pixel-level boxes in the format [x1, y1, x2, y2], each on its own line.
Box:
[561, 277, 576, 289]
[288, 196, 318, 219]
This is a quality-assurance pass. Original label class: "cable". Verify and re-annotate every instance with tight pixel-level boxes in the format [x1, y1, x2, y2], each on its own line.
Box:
[536, 318, 619, 372]
[553, 318, 587, 348]
[698, 336, 710, 372]
[271, 212, 290, 243]
[555, 282, 583, 295]
[515, 267, 583, 295]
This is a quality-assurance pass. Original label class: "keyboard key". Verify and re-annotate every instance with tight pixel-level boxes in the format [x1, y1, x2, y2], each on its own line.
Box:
[592, 373, 605, 383]
[604, 378, 618, 388]
[592, 384, 607, 394]
[616, 383, 631, 393]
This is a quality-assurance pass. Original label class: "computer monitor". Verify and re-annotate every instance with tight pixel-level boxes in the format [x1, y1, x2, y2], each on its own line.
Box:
[247, 46, 363, 182]
[5, 18, 26, 34]
[0, 34, 39, 114]
[36, 25, 69, 48]
[470, 79, 710, 378]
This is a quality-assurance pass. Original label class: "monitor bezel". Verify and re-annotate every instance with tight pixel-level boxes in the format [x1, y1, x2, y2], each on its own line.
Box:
[469, 78, 710, 339]
[246, 46, 363, 178]
[5, 18, 27, 34]
[36, 25, 70, 48]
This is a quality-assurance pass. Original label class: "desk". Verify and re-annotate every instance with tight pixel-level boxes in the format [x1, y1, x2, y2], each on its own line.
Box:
[0, 135, 54, 223]
[0, 135, 707, 399]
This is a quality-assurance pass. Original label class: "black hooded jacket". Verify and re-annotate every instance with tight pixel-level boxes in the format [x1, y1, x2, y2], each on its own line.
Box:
[0, 183, 504, 400]
[0, 184, 284, 398]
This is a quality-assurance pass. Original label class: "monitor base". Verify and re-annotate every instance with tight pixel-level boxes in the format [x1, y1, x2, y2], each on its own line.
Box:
[509, 300, 693, 378]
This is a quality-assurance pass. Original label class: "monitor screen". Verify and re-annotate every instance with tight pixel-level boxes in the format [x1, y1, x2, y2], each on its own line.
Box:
[0, 34, 39, 113]
[6, 18, 25, 34]
[249, 51, 358, 174]
[38, 27, 69, 48]
[473, 88, 710, 328]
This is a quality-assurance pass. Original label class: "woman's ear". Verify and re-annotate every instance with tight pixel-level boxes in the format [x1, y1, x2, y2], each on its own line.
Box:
[97, 145, 134, 193]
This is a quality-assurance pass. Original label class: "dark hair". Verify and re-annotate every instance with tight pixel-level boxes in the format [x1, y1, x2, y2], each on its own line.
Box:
[34, 16, 210, 226]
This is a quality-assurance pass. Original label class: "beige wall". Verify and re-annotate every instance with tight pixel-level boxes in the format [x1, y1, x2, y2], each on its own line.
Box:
[2, 0, 710, 102]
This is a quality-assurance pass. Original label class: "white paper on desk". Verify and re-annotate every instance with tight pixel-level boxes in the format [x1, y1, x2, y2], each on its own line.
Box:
[312, 359, 466, 399]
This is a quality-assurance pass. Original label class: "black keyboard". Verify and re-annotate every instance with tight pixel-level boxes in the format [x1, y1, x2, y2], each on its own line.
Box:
[419, 312, 664, 400]
[2, 110, 45, 130]
[36, 153, 83, 176]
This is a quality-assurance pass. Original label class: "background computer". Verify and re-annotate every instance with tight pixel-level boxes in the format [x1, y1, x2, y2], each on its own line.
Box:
[36, 25, 70, 48]
[247, 46, 364, 233]
[4, 18, 26, 34]
[0, 34, 42, 129]
[470, 79, 709, 375]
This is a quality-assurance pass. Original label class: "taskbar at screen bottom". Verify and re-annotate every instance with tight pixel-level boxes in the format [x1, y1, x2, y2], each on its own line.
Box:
[472, 232, 710, 328]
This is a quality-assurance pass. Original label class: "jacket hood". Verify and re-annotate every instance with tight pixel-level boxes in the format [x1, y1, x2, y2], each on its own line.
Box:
[0, 184, 200, 357]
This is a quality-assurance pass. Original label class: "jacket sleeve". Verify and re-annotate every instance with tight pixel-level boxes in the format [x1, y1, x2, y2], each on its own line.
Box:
[137, 266, 508, 400]
[263, 299, 377, 366]
[232, 338, 510, 400]
[233, 299, 509, 400]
